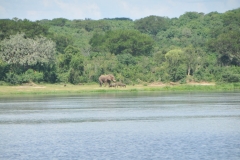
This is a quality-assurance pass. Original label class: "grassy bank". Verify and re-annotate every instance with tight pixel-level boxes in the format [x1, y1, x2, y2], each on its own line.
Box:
[0, 82, 240, 96]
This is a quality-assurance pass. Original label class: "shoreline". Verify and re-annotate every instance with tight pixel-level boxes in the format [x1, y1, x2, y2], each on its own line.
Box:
[0, 82, 240, 96]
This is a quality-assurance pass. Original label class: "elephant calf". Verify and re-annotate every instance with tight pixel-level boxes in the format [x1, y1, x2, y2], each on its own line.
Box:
[116, 82, 126, 88]
[109, 83, 116, 88]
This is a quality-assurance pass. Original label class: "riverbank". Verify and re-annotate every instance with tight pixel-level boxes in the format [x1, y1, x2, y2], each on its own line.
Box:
[0, 82, 240, 96]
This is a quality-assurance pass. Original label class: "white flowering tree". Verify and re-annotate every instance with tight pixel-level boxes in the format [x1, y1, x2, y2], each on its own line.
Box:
[0, 33, 56, 66]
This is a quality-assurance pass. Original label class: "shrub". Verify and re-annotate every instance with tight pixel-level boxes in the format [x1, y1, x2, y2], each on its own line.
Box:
[222, 72, 240, 82]
[22, 69, 43, 83]
[57, 72, 69, 83]
[4, 72, 22, 85]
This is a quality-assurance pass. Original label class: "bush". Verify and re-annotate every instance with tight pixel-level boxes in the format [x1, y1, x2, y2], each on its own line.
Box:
[175, 65, 186, 81]
[0, 81, 7, 86]
[4, 72, 22, 85]
[222, 72, 240, 82]
[180, 78, 186, 84]
[57, 72, 69, 83]
[22, 69, 43, 83]
[69, 69, 80, 84]
[79, 76, 88, 83]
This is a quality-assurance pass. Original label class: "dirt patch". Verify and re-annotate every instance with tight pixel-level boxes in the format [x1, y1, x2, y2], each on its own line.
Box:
[149, 82, 167, 87]
[14, 86, 46, 89]
[187, 82, 215, 86]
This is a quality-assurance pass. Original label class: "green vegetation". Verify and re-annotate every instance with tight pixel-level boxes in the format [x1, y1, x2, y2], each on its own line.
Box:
[0, 8, 240, 87]
[0, 83, 240, 96]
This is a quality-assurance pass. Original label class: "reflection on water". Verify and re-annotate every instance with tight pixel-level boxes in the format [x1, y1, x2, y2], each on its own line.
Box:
[0, 92, 240, 160]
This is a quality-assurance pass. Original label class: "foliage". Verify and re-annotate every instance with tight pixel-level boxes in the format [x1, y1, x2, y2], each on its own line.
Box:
[1, 8, 240, 85]
[4, 72, 22, 85]
[208, 29, 240, 66]
[0, 33, 56, 66]
[134, 16, 169, 35]
[0, 18, 50, 40]
[90, 30, 155, 56]
[57, 45, 85, 84]
[22, 69, 43, 83]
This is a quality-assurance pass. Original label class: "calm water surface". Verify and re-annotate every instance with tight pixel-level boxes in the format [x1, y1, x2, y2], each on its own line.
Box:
[0, 91, 240, 160]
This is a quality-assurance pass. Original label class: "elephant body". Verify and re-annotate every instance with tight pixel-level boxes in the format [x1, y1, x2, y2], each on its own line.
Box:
[99, 74, 116, 87]
[109, 83, 116, 88]
[116, 82, 126, 88]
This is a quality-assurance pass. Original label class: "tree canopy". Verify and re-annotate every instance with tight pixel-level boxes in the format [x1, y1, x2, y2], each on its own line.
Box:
[0, 8, 240, 85]
[90, 30, 155, 56]
[0, 33, 56, 66]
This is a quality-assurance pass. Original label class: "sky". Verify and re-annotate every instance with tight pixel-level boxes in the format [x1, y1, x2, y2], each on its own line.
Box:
[0, 0, 240, 21]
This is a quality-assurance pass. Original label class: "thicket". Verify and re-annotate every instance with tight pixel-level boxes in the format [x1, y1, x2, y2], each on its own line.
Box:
[0, 8, 240, 85]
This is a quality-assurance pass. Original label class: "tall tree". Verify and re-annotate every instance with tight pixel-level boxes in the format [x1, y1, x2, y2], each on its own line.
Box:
[0, 33, 56, 67]
[183, 46, 204, 76]
[208, 30, 240, 66]
[134, 16, 169, 35]
[90, 30, 154, 56]
[0, 19, 50, 40]
[165, 49, 186, 81]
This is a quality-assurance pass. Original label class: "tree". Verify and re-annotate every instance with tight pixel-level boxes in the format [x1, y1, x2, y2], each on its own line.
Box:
[90, 30, 154, 56]
[134, 16, 169, 35]
[57, 45, 85, 84]
[117, 53, 136, 66]
[50, 18, 69, 27]
[165, 49, 186, 81]
[0, 19, 50, 40]
[183, 46, 204, 76]
[208, 30, 240, 66]
[0, 33, 56, 67]
[165, 49, 183, 67]
[52, 34, 73, 53]
[178, 12, 203, 26]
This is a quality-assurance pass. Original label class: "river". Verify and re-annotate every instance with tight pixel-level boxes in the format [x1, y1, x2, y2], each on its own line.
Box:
[0, 91, 240, 160]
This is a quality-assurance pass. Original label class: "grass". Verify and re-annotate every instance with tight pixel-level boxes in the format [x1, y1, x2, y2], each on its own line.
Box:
[0, 82, 240, 96]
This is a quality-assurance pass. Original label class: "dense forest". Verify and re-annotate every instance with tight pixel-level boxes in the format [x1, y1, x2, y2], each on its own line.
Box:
[0, 8, 240, 85]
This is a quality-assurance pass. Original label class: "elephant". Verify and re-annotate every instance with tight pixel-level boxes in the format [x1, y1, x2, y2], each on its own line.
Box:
[99, 74, 116, 87]
[109, 83, 116, 88]
[116, 82, 126, 88]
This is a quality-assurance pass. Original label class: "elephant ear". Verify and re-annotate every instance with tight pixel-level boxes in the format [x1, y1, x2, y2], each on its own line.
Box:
[109, 74, 115, 79]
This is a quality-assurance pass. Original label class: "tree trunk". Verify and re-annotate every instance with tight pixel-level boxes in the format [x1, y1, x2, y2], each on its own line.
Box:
[187, 66, 191, 76]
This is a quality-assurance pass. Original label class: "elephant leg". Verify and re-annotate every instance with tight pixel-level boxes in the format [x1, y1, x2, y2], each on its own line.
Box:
[99, 80, 103, 87]
[107, 80, 111, 87]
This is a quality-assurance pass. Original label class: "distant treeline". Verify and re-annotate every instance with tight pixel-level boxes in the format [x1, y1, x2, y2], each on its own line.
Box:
[0, 8, 240, 85]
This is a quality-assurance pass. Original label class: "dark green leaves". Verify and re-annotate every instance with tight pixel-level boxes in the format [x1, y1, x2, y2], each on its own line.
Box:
[90, 30, 154, 56]
[134, 16, 169, 35]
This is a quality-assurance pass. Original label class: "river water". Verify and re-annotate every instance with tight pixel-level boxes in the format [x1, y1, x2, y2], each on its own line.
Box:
[0, 91, 240, 160]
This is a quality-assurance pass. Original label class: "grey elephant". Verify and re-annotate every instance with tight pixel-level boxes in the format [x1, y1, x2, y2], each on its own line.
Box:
[116, 82, 126, 88]
[109, 83, 116, 88]
[99, 74, 116, 87]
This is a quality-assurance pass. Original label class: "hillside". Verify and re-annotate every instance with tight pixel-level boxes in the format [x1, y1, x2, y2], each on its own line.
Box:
[0, 8, 240, 85]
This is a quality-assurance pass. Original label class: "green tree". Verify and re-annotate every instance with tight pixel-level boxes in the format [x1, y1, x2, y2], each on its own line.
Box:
[90, 30, 154, 56]
[0, 19, 50, 40]
[183, 46, 204, 76]
[165, 49, 185, 81]
[134, 16, 169, 35]
[52, 34, 73, 53]
[50, 18, 69, 27]
[57, 45, 85, 84]
[208, 30, 240, 66]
